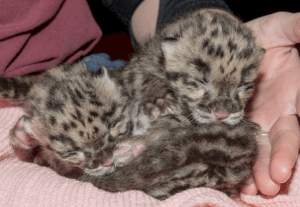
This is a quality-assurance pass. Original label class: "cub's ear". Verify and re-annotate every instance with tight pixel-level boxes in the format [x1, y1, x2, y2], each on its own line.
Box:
[96, 65, 116, 85]
[161, 37, 178, 58]
[96, 65, 108, 77]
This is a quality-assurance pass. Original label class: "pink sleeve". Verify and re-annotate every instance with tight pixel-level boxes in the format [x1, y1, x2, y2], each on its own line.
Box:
[0, 0, 101, 77]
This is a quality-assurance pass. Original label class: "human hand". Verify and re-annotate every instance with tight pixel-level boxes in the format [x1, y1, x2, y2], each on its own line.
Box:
[243, 12, 300, 196]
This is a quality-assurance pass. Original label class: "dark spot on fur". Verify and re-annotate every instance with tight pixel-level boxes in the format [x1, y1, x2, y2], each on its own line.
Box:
[215, 45, 224, 58]
[70, 121, 77, 128]
[75, 88, 85, 100]
[221, 25, 230, 36]
[208, 45, 215, 55]
[230, 67, 237, 75]
[50, 134, 75, 146]
[46, 99, 65, 112]
[142, 77, 152, 86]
[136, 121, 143, 129]
[211, 28, 219, 38]
[87, 92, 103, 106]
[238, 47, 253, 59]
[90, 100, 103, 107]
[49, 116, 57, 126]
[227, 40, 237, 53]
[85, 82, 93, 88]
[182, 95, 196, 102]
[163, 37, 178, 42]
[103, 102, 117, 119]
[241, 64, 256, 81]
[107, 134, 115, 142]
[168, 184, 191, 196]
[211, 16, 218, 24]
[204, 149, 231, 163]
[89, 111, 99, 117]
[193, 58, 210, 73]
[202, 38, 210, 49]
[111, 115, 125, 128]
[88, 117, 93, 123]
[227, 55, 234, 66]
[158, 53, 165, 67]
[49, 85, 59, 97]
[79, 131, 84, 137]
[220, 66, 225, 74]
[62, 123, 70, 132]
[93, 126, 99, 133]
[0, 77, 13, 91]
[166, 72, 182, 81]
[126, 120, 134, 136]
[72, 109, 85, 127]
[127, 71, 135, 84]
[0, 77, 32, 99]
[184, 146, 203, 165]
[63, 62, 77, 72]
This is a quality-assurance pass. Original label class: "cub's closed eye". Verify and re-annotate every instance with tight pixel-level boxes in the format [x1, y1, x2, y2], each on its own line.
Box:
[196, 79, 206, 85]
[60, 150, 85, 164]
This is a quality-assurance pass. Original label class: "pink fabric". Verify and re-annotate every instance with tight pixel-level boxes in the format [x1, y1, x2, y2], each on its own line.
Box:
[0, 0, 101, 77]
[0, 104, 300, 207]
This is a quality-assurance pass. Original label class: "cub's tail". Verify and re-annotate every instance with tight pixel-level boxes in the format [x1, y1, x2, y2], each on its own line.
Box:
[0, 76, 35, 104]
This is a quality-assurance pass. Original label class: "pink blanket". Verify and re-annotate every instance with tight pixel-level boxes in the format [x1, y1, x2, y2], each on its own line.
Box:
[0, 104, 299, 207]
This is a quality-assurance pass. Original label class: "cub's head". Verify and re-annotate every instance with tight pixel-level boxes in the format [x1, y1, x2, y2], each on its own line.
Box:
[158, 11, 265, 125]
[24, 64, 131, 176]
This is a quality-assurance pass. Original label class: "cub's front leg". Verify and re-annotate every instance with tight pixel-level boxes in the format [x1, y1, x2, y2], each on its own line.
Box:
[122, 67, 179, 118]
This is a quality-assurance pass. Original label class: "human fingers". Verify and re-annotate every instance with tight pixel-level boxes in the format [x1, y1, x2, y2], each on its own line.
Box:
[246, 12, 300, 48]
[252, 129, 281, 196]
[280, 12, 300, 46]
[269, 115, 300, 184]
[241, 176, 258, 195]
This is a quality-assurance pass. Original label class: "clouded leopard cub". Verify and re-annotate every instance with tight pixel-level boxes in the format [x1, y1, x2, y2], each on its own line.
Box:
[123, 9, 265, 125]
[0, 9, 265, 200]
[1, 62, 154, 176]
[0, 62, 260, 200]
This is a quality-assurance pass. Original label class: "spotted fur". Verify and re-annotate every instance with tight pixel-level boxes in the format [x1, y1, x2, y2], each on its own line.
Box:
[0, 9, 265, 200]
[121, 10, 265, 125]
[1, 62, 153, 176]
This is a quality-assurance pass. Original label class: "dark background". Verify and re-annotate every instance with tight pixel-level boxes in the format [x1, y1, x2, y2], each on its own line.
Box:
[86, 0, 299, 60]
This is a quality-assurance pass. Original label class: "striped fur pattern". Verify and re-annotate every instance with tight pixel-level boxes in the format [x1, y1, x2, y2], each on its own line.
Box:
[82, 116, 259, 200]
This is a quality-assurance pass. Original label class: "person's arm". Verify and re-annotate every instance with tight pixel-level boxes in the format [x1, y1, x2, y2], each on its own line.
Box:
[101, 0, 232, 47]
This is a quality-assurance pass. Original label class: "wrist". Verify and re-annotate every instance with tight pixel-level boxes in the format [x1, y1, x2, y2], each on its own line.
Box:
[131, 0, 159, 45]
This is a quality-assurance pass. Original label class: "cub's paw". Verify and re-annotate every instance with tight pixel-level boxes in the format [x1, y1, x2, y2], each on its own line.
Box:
[146, 93, 179, 118]
[113, 141, 146, 167]
[9, 116, 38, 150]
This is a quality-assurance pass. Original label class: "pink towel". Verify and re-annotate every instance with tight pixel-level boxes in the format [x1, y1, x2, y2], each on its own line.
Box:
[0, 103, 299, 207]
[0, 0, 101, 77]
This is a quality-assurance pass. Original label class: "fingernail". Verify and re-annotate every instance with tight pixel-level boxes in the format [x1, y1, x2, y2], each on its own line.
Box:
[280, 171, 292, 183]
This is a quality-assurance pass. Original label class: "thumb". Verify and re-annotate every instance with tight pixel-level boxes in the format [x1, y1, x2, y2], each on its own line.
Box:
[246, 12, 300, 48]
[280, 12, 300, 45]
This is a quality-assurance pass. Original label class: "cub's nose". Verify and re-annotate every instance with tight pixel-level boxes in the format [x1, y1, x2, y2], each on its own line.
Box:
[214, 111, 230, 120]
